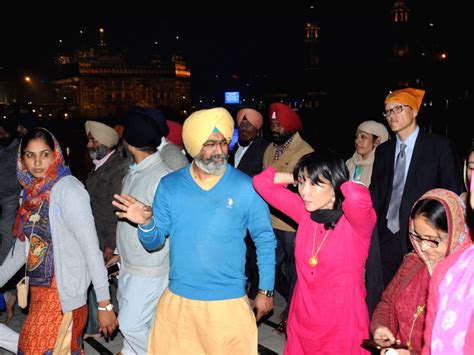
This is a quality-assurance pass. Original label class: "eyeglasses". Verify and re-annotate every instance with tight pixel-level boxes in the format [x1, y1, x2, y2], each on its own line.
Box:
[408, 231, 446, 248]
[202, 140, 229, 150]
[383, 104, 411, 117]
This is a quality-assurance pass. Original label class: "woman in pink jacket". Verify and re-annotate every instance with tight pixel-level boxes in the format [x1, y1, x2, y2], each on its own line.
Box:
[253, 151, 376, 354]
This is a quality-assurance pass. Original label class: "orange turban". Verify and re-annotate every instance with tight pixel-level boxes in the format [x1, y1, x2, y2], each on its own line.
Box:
[268, 103, 302, 133]
[385, 88, 425, 112]
[236, 108, 263, 130]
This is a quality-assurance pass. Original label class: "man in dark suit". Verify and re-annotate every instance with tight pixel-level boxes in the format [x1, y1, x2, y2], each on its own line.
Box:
[228, 107, 269, 300]
[370, 88, 462, 287]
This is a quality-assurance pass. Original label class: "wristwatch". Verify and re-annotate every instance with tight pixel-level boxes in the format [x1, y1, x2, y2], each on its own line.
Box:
[385, 349, 398, 355]
[258, 289, 274, 297]
[98, 303, 114, 311]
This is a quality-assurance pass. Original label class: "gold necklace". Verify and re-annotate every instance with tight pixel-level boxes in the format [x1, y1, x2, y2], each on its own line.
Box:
[309, 228, 331, 267]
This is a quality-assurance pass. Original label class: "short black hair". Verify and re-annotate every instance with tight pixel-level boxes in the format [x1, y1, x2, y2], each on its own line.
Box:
[293, 150, 349, 213]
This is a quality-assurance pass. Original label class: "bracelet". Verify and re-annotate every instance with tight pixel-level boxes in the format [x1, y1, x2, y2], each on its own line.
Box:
[98, 303, 114, 311]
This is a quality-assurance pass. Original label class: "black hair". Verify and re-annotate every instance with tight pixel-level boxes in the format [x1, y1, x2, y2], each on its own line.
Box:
[20, 128, 55, 156]
[410, 199, 448, 233]
[293, 151, 349, 213]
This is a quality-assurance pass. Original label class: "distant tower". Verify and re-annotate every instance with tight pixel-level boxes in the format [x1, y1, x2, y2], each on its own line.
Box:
[391, 0, 410, 58]
[304, 20, 321, 70]
[98, 28, 106, 47]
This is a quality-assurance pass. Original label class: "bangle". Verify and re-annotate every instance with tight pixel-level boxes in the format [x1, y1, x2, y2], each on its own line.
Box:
[258, 289, 274, 297]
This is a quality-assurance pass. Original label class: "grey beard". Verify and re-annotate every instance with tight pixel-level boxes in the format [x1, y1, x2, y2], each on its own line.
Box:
[194, 153, 228, 176]
[88, 145, 108, 160]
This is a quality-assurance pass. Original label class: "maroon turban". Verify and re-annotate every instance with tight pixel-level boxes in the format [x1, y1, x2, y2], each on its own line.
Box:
[268, 103, 302, 133]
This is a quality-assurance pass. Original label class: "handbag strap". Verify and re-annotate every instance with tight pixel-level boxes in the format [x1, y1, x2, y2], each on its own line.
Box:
[24, 201, 44, 278]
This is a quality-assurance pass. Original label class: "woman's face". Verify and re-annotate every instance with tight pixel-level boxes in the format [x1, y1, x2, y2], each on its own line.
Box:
[22, 138, 55, 179]
[297, 170, 335, 212]
[411, 216, 449, 265]
[466, 151, 474, 184]
[355, 129, 377, 159]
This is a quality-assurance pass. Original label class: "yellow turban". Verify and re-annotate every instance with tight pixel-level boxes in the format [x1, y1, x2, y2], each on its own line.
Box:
[385, 88, 425, 112]
[182, 107, 234, 157]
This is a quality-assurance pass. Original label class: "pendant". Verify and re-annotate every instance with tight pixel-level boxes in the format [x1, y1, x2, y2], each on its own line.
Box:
[309, 256, 318, 267]
[29, 214, 40, 223]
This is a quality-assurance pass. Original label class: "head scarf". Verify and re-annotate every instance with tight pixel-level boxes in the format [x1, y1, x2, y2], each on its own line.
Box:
[431, 244, 474, 354]
[268, 103, 302, 133]
[85, 120, 119, 148]
[236, 108, 264, 130]
[182, 107, 234, 158]
[408, 189, 471, 266]
[13, 128, 71, 241]
[357, 120, 389, 143]
[166, 120, 183, 147]
[385, 88, 425, 112]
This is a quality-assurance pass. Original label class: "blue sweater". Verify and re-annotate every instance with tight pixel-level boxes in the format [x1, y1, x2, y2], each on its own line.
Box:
[138, 164, 276, 301]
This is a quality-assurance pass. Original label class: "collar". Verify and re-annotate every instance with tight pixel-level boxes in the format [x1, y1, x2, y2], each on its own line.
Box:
[93, 149, 115, 171]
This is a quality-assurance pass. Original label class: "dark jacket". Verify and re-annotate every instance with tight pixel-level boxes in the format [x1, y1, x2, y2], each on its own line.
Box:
[370, 129, 463, 255]
[85, 149, 129, 251]
[228, 136, 269, 177]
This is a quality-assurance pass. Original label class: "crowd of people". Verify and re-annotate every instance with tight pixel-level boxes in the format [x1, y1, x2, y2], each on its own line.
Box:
[0, 87, 473, 354]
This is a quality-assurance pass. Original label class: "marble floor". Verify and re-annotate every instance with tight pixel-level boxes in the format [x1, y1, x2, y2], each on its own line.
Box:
[0, 292, 287, 354]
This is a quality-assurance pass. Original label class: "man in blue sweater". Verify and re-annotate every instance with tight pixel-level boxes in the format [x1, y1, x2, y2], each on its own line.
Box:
[113, 107, 276, 354]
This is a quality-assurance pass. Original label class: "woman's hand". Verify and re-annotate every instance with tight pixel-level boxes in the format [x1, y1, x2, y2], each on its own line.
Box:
[381, 349, 410, 355]
[373, 325, 396, 344]
[112, 194, 152, 225]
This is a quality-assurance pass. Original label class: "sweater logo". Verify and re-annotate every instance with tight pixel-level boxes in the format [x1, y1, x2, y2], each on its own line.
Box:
[226, 197, 234, 209]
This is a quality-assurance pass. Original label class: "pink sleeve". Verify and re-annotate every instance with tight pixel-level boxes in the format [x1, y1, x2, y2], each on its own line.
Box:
[340, 181, 376, 238]
[252, 167, 306, 224]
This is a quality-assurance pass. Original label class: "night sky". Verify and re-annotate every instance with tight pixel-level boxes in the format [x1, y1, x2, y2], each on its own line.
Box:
[2, 2, 468, 94]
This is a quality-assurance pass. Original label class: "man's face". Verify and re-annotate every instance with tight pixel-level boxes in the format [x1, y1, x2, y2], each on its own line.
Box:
[384, 102, 417, 137]
[194, 131, 229, 175]
[87, 132, 108, 160]
[0, 126, 12, 147]
[270, 119, 292, 145]
[238, 117, 259, 146]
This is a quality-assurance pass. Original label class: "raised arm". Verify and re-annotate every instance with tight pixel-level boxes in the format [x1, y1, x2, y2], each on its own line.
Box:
[252, 167, 306, 225]
[341, 181, 376, 237]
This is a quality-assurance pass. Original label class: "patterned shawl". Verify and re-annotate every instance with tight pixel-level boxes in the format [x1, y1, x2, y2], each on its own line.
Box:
[431, 245, 474, 354]
[408, 188, 471, 266]
[13, 129, 71, 241]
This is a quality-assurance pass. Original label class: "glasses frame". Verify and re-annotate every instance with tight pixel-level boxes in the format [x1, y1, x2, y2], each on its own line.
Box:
[383, 104, 411, 117]
[202, 139, 229, 150]
[408, 231, 446, 249]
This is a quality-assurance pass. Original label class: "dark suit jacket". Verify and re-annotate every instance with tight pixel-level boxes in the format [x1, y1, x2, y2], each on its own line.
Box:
[228, 136, 270, 177]
[370, 128, 463, 254]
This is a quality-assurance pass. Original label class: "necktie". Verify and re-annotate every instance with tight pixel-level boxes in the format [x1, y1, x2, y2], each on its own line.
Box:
[387, 143, 407, 233]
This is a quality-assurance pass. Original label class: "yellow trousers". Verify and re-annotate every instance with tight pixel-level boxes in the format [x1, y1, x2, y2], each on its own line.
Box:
[148, 289, 258, 355]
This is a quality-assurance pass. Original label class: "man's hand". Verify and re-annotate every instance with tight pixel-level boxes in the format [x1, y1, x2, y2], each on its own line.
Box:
[106, 255, 120, 268]
[112, 194, 152, 225]
[253, 293, 273, 322]
[103, 246, 114, 263]
[97, 300, 118, 337]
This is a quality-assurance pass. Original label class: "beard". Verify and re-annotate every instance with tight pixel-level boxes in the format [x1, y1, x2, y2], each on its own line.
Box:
[194, 152, 228, 176]
[271, 131, 293, 145]
[88, 145, 108, 160]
